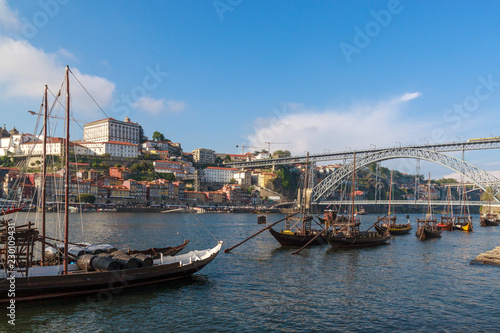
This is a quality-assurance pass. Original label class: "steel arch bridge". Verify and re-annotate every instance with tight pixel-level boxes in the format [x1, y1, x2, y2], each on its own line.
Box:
[311, 148, 500, 202]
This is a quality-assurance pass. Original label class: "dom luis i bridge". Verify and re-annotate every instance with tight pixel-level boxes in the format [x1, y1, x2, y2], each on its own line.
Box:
[225, 137, 500, 206]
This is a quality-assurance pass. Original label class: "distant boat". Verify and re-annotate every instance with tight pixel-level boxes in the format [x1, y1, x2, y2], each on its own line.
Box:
[378, 171, 412, 235]
[479, 192, 500, 227]
[269, 153, 329, 247]
[437, 186, 454, 231]
[416, 175, 441, 240]
[454, 183, 473, 232]
[327, 152, 390, 248]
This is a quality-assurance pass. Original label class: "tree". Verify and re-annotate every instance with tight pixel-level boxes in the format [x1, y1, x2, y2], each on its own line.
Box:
[76, 193, 96, 204]
[229, 178, 237, 184]
[152, 131, 166, 142]
[272, 150, 291, 158]
[481, 187, 495, 202]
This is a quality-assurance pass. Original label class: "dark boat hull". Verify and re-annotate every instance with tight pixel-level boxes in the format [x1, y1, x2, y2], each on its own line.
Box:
[479, 218, 500, 227]
[0, 243, 222, 303]
[416, 227, 442, 240]
[269, 228, 327, 246]
[326, 233, 390, 248]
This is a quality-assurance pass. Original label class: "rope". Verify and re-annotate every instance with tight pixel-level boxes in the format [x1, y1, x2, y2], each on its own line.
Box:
[187, 210, 219, 242]
[68, 68, 109, 118]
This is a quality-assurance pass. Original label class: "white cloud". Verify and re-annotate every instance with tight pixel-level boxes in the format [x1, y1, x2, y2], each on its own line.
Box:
[0, 35, 115, 118]
[398, 91, 421, 102]
[442, 170, 500, 183]
[0, 0, 20, 32]
[132, 96, 186, 115]
[247, 93, 424, 155]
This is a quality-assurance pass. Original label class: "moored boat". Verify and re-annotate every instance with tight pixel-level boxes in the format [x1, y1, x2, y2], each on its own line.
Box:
[0, 67, 222, 303]
[327, 152, 390, 248]
[416, 174, 441, 240]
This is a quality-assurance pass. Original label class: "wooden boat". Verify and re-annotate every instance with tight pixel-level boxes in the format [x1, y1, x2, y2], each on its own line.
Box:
[378, 172, 412, 235]
[0, 206, 23, 216]
[454, 184, 473, 232]
[0, 222, 222, 303]
[437, 186, 454, 231]
[126, 239, 190, 258]
[0, 67, 222, 303]
[327, 152, 390, 248]
[479, 213, 500, 227]
[269, 153, 330, 247]
[416, 175, 441, 240]
[480, 192, 499, 226]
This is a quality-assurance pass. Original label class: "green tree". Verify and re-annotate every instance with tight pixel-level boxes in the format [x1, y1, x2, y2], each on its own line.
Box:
[76, 193, 96, 204]
[481, 187, 495, 202]
[152, 131, 166, 141]
[229, 178, 237, 184]
[272, 150, 291, 158]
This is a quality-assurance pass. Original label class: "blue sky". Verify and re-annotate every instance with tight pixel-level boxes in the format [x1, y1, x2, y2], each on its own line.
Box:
[1, 0, 500, 178]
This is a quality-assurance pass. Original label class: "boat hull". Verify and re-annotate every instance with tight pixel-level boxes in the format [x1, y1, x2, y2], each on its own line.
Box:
[437, 223, 453, 231]
[387, 224, 412, 235]
[326, 233, 390, 248]
[268, 228, 327, 247]
[0, 242, 222, 303]
[479, 218, 500, 227]
[416, 227, 442, 240]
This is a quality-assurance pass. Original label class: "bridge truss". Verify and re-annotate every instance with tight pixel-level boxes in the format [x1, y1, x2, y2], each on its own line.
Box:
[311, 148, 500, 203]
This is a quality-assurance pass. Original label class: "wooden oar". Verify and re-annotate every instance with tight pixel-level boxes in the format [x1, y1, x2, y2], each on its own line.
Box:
[291, 225, 329, 255]
[224, 212, 299, 253]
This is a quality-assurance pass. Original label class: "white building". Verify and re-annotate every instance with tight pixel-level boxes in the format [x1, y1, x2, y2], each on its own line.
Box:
[79, 141, 138, 158]
[83, 116, 141, 144]
[203, 167, 239, 184]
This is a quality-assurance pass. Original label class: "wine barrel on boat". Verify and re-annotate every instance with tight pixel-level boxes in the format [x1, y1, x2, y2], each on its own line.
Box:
[85, 244, 117, 254]
[68, 246, 87, 257]
[130, 253, 153, 267]
[44, 246, 60, 261]
[76, 254, 96, 271]
[91, 256, 120, 271]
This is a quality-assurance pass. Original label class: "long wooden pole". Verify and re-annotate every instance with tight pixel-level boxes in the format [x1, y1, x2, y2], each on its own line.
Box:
[224, 212, 299, 253]
[40, 85, 48, 266]
[63, 66, 70, 275]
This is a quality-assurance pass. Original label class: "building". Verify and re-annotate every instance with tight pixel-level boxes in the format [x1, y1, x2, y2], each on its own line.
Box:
[78, 141, 138, 158]
[203, 167, 239, 184]
[192, 148, 215, 164]
[83, 117, 141, 144]
[258, 172, 276, 188]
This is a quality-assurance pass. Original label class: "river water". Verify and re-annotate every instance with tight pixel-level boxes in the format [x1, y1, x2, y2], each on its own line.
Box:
[2, 212, 500, 332]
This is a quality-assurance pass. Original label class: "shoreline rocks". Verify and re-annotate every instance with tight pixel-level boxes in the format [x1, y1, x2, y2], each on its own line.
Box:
[471, 245, 500, 265]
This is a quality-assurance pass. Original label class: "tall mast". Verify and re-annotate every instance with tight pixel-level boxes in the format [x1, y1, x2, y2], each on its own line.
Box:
[388, 171, 393, 218]
[63, 66, 70, 275]
[41, 85, 48, 266]
[351, 152, 356, 222]
[427, 173, 431, 217]
[303, 152, 309, 214]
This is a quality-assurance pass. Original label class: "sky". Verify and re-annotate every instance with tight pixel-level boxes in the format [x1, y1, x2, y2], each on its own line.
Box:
[1, 0, 500, 179]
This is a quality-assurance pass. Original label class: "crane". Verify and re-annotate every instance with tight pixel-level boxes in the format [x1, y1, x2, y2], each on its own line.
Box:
[235, 145, 264, 154]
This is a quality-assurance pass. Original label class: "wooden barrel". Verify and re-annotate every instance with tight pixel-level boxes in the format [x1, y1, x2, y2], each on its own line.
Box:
[130, 253, 153, 267]
[111, 250, 126, 256]
[112, 253, 139, 269]
[44, 246, 59, 261]
[76, 254, 96, 271]
[91, 256, 120, 271]
[97, 253, 112, 258]
[68, 246, 86, 257]
[85, 244, 117, 254]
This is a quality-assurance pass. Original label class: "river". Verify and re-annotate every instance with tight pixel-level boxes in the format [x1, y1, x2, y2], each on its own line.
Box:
[1, 212, 499, 332]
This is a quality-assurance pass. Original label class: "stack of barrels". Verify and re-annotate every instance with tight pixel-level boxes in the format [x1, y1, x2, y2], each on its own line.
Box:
[65, 244, 154, 272]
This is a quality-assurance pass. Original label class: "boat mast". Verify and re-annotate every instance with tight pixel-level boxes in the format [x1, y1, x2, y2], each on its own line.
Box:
[388, 171, 393, 220]
[427, 173, 431, 218]
[41, 85, 48, 266]
[351, 152, 356, 223]
[63, 66, 70, 275]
